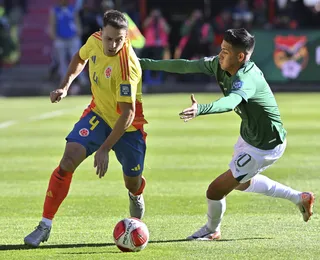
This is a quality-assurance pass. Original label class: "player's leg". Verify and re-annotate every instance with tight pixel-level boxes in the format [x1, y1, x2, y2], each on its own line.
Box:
[187, 169, 239, 240]
[114, 129, 147, 219]
[24, 142, 86, 248]
[188, 137, 262, 241]
[235, 138, 314, 222]
[24, 110, 107, 247]
[236, 175, 315, 222]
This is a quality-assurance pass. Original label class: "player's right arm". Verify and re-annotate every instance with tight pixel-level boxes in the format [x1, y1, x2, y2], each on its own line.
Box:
[50, 36, 93, 103]
[50, 52, 87, 103]
[139, 56, 218, 76]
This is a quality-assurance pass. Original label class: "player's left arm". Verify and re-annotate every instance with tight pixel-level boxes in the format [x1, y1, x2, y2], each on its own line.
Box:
[94, 101, 135, 178]
[94, 56, 139, 177]
[180, 93, 243, 121]
[197, 93, 243, 115]
[194, 77, 255, 116]
[100, 102, 135, 151]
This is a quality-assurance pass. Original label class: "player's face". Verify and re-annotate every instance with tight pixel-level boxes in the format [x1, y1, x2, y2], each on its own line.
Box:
[218, 40, 244, 75]
[101, 25, 127, 57]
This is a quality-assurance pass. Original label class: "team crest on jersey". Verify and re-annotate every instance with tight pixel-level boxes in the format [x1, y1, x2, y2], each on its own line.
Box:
[232, 80, 243, 90]
[79, 128, 89, 137]
[105, 66, 112, 78]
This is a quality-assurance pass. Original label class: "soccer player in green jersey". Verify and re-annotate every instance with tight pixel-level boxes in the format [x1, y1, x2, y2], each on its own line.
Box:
[139, 28, 315, 240]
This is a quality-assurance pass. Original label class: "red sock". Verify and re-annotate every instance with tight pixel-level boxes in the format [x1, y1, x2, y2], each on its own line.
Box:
[133, 176, 146, 196]
[42, 166, 73, 220]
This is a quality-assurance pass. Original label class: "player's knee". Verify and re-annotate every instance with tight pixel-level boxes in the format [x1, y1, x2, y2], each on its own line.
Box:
[59, 154, 78, 173]
[206, 183, 222, 200]
[235, 180, 251, 191]
[59, 143, 86, 174]
[124, 178, 141, 194]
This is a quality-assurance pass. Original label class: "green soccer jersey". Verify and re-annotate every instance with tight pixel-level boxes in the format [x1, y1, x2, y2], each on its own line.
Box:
[140, 57, 287, 150]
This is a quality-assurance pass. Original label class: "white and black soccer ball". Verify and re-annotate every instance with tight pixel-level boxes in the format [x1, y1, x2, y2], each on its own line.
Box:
[113, 217, 149, 252]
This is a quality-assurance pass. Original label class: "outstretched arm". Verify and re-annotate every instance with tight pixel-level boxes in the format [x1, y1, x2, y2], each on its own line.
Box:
[139, 57, 217, 76]
[197, 93, 243, 115]
[179, 93, 243, 121]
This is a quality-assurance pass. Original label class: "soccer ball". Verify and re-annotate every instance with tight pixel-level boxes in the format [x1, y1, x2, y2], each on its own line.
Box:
[113, 217, 149, 252]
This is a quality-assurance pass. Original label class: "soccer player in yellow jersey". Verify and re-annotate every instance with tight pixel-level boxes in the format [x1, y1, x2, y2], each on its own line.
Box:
[24, 10, 147, 248]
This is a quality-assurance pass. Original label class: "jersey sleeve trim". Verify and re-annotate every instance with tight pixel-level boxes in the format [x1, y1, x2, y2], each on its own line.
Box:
[92, 31, 102, 41]
[119, 45, 129, 81]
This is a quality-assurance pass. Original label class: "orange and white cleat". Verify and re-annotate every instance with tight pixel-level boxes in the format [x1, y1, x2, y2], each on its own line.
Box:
[186, 225, 221, 241]
[298, 192, 315, 222]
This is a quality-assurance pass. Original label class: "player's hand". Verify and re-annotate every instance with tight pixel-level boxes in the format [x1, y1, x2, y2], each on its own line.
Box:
[179, 94, 198, 122]
[94, 147, 110, 178]
[50, 88, 67, 103]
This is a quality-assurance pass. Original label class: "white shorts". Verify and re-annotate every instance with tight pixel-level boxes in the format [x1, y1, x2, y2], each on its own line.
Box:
[229, 136, 286, 183]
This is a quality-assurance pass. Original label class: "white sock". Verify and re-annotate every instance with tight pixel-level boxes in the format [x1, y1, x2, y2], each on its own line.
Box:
[244, 174, 301, 204]
[206, 198, 226, 232]
[41, 217, 52, 227]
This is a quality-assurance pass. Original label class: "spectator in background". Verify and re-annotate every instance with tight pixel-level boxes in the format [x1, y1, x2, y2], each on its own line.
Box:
[49, 0, 86, 90]
[96, 0, 114, 27]
[141, 9, 170, 60]
[273, 0, 298, 29]
[2, 0, 26, 65]
[232, 0, 253, 29]
[252, 0, 268, 28]
[0, 1, 7, 72]
[122, 0, 140, 27]
[212, 9, 233, 53]
[175, 10, 214, 60]
[78, 0, 100, 45]
[140, 8, 170, 85]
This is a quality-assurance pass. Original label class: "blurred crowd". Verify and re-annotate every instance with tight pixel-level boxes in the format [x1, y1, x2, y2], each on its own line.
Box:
[1, 0, 320, 83]
[0, 0, 27, 72]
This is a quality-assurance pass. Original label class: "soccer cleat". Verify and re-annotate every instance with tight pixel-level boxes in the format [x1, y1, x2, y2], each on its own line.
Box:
[297, 192, 315, 222]
[24, 221, 51, 247]
[186, 225, 221, 241]
[129, 192, 145, 219]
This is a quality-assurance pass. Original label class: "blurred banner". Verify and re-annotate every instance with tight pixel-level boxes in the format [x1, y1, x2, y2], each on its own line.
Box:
[252, 30, 320, 83]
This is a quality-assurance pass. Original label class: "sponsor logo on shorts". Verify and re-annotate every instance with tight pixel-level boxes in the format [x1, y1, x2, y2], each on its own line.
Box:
[131, 164, 141, 171]
[79, 128, 89, 137]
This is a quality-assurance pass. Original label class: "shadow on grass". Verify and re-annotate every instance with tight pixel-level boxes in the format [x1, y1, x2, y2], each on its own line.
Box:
[0, 237, 272, 251]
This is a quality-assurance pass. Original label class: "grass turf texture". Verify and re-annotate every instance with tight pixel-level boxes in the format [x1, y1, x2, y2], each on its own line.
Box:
[0, 93, 319, 260]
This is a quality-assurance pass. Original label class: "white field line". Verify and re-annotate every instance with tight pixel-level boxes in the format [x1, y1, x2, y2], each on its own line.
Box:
[0, 106, 84, 130]
[0, 120, 17, 129]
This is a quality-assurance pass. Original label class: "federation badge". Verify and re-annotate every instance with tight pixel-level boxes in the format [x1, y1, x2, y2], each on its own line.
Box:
[79, 128, 89, 137]
[120, 84, 131, 96]
[105, 66, 112, 78]
[232, 80, 243, 90]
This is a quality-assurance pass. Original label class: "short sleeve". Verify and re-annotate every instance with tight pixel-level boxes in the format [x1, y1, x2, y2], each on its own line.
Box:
[230, 76, 256, 102]
[116, 51, 141, 103]
[79, 36, 94, 60]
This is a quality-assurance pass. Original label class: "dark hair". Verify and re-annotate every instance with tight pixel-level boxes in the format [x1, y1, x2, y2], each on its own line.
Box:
[103, 10, 128, 30]
[224, 28, 255, 54]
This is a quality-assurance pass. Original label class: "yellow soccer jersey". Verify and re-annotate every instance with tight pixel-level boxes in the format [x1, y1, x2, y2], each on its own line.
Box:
[79, 31, 147, 133]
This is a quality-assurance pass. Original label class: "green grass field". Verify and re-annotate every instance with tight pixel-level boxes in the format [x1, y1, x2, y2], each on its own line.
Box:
[0, 93, 319, 260]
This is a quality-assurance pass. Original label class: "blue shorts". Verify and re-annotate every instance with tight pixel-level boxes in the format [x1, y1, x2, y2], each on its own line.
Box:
[66, 111, 146, 177]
